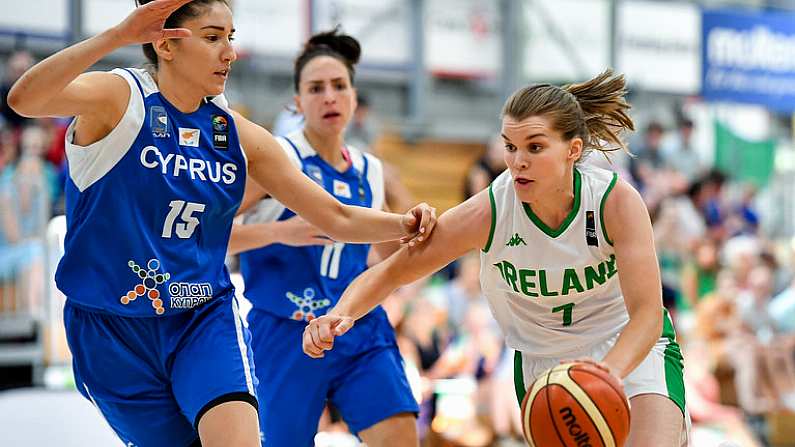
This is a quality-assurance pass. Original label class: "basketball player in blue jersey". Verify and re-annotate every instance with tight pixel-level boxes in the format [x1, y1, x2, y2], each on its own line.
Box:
[305, 71, 689, 446]
[7, 1, 435, 446]
[229, 30, 419, 447]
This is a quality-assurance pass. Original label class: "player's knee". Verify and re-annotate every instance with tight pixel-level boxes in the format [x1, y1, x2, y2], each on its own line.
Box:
[360, 413, 418, 447]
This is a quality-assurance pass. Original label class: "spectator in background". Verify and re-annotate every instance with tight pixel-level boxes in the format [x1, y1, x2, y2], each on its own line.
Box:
[464, 134, 506, 199]
[0, 127, 17, 172]
[0, 51, 34, 129]
[0, 125, 51, 312]
[680, 238, 720, 310]
[440, 251, 484, 333]
[345, 93, 377, 151]
[629, 121, 665, 190]
[663, 118, 704, 183]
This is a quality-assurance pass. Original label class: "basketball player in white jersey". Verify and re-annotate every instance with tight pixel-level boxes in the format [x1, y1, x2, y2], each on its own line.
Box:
[304, 70, 688, 446]
[7, 1, 434, 446]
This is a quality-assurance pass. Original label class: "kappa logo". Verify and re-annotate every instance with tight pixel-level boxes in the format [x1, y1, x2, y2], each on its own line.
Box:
[506, 233, 527, 247]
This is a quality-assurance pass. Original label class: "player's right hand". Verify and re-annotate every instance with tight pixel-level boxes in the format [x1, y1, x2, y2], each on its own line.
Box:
[303, 314, 355, 358]
[113, 0, 194, 46]
[277, 216, 333, 247]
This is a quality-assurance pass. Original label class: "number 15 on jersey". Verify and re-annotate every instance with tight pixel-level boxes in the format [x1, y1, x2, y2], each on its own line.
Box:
[162, 200, 206, 239]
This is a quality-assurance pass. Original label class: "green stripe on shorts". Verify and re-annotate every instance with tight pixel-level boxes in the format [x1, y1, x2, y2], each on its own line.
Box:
[514, 350, 526, 406]
[662, 308, 686, 415]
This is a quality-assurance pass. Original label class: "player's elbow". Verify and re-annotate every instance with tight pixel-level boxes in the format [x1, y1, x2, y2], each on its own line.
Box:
[636, 303, 663, 339]
[6, 83, 30, 117]
[7, 82, 46, 118]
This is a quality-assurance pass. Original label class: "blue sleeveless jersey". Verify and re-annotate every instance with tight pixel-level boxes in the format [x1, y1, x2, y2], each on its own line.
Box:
[55, 68, 247, 317]
[239, 130, 385, 321]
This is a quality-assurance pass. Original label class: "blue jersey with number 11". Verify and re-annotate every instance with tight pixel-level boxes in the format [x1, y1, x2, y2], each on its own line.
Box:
[239, 130, 384, 321]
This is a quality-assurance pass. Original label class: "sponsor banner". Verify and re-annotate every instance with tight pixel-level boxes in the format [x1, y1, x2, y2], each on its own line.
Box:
[702, 9, 795, 112]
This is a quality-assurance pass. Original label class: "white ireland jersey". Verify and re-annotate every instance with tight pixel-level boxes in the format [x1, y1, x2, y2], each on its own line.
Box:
[479, 165, 628, 357]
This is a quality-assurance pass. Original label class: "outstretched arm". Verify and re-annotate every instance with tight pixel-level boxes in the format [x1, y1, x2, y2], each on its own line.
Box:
[303, 190, 492, 358]
[234, 112, 435, 244]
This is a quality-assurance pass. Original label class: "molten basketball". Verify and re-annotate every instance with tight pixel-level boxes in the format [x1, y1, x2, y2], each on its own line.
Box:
[520, 362, 630, 447]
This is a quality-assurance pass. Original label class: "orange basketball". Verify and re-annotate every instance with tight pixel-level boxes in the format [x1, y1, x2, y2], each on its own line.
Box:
[520, 362, 630, 447]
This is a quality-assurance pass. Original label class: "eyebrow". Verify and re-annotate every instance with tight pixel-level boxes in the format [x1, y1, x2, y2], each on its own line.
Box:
[200, 26, 235, 33]
[306, 77, 346, 84]
[500, 132, 547, 141]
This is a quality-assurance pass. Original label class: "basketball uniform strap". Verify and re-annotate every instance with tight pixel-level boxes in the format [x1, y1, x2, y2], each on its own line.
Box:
[121, 68, 145, 97]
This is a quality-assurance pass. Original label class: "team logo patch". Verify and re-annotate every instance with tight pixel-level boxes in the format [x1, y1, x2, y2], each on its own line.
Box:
[212, 114, 229, 150]
[286, 288, 331, 321]
[585, 210, 598, 246]
[333, 179, 352, 199]
[178, 128, 200, 147]
[306, 164, 324, 185]
[121, 258, 170, 315]
[150, 106, 169, 138]
[212, 115, 228, 132]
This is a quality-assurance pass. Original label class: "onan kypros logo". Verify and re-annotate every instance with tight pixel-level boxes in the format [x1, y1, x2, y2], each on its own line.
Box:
[121, 258, 214, 314]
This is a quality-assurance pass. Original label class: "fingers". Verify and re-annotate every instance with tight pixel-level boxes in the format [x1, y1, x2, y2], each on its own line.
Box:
[303, 322, 327, 358]
[421, 205, 437, 239]
[302, 317, 338, 358]
[333, 317, 354, 335]
[302, 327, 324, 358]
[161, 28, 192, 39]
[400, 203, 436, 246]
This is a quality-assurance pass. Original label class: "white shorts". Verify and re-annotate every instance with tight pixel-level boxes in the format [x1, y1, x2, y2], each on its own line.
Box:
[513, 316, 690, 445]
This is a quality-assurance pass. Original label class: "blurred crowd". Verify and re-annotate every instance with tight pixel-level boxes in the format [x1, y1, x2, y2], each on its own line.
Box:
[2, 49, 795, 446]
[0, 51, 69, 318]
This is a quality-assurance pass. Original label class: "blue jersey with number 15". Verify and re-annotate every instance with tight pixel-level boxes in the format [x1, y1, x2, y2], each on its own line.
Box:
[55, 68, 247, 317]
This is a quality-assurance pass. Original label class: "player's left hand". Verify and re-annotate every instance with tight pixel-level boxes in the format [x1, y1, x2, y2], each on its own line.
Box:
[400, 202, 436, 246]
[565, 357, 624, 389]
[303, 314, 355, 359]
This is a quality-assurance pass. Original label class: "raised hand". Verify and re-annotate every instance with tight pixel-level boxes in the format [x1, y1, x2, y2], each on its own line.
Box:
[400, 202, 437, 246]
[113, 0, 195, 46]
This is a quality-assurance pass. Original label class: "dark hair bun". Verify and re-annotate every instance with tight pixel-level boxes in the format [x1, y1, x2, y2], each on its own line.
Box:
[306, 28, 361, 65]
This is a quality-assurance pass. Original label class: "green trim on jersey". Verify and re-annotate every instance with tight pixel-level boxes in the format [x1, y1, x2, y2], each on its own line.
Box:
[483, 183, 497, 253]
[662, 308, 686, 415]
[522, 168, 582, 238]
[514, 350, 526, 406]
[599, 172, 619, 246]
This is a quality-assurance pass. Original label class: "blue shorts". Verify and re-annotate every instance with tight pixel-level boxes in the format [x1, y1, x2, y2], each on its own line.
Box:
[64, 293, 258, 447]
[249, 308, 418, 447]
